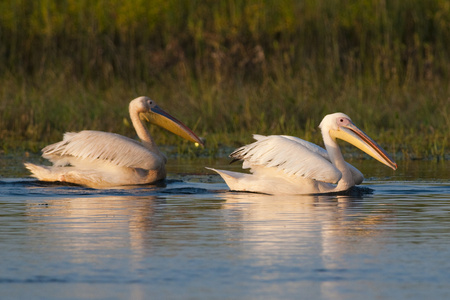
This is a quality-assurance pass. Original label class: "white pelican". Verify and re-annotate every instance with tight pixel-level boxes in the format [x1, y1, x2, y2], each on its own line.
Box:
[208, 112, 397, 195]
[25, 96, 203, 188]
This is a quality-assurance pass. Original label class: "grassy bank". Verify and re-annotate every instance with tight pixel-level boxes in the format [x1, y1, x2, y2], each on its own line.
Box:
[1, 71, 448, 160]
[0, 0, 449, 159]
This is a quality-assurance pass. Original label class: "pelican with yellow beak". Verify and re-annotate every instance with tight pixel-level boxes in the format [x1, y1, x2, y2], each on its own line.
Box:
[208, 112, 397, 194]
[25, 96, 203, 188]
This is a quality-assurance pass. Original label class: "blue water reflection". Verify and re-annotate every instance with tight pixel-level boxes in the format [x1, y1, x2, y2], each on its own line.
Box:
[0, 172, 449, 299]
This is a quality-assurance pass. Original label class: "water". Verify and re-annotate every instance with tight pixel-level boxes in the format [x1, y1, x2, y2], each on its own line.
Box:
[0, 155, 449, 300]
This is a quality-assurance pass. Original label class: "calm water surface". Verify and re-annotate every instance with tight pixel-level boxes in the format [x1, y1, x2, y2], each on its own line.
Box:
[0, 155, 449, 300]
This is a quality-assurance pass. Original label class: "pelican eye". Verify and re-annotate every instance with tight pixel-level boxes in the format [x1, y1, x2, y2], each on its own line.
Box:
[336, 117, 350, 127]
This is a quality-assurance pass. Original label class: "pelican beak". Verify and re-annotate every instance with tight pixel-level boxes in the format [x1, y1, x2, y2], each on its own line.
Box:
[141, 105, 204, 146]
[330, 122, 397, 170]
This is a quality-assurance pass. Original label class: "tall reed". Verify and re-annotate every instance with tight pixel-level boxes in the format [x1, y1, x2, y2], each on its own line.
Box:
[0, 0, 448, 159]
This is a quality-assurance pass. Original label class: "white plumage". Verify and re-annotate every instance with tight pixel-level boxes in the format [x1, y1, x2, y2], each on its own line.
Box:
[43, 131, 162, 170]
[230, 134, 364, 184]
[232, 135, 342, 183]
[25, 96, 203, 188]
[208, 113, 396, 195]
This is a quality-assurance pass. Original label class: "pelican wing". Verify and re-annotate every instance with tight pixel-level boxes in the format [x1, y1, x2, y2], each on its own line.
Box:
[42, 130, 161, 170]
[230, 135, 342, 184]
[279, 135, 364, 184]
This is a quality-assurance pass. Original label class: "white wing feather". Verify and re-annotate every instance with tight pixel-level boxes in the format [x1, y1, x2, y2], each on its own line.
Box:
[231, 135, 342, 184]
[42, 130, 161, 170]
[279, 135, 364, 184]
[250, 134, 364, 184]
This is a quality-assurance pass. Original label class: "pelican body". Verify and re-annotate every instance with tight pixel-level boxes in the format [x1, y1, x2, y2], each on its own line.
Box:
[25, 96, 203, 188]
[208, 113, 397, 195]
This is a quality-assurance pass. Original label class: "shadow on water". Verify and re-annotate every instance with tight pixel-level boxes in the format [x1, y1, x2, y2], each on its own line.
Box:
[0, 177, 223, 199]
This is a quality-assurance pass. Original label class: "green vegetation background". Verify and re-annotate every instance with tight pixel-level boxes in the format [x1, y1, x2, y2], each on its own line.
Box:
[0, 0, 449, 159]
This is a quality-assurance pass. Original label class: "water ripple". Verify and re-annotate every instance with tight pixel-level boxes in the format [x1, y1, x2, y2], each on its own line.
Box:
[0, 178, 221, 199]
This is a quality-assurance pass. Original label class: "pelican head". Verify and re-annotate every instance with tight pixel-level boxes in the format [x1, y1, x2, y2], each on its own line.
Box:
[319, 112, 397, 170]
[132, 96, 204, 146]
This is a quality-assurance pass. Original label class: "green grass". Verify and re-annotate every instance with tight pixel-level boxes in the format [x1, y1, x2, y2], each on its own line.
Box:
[0, 0, 449, 160]
[1, 70, 448, 160]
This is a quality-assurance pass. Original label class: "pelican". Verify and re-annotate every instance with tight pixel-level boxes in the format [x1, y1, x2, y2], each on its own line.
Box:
[25, 96, 203, 188]
[208, 112, 397, 195]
